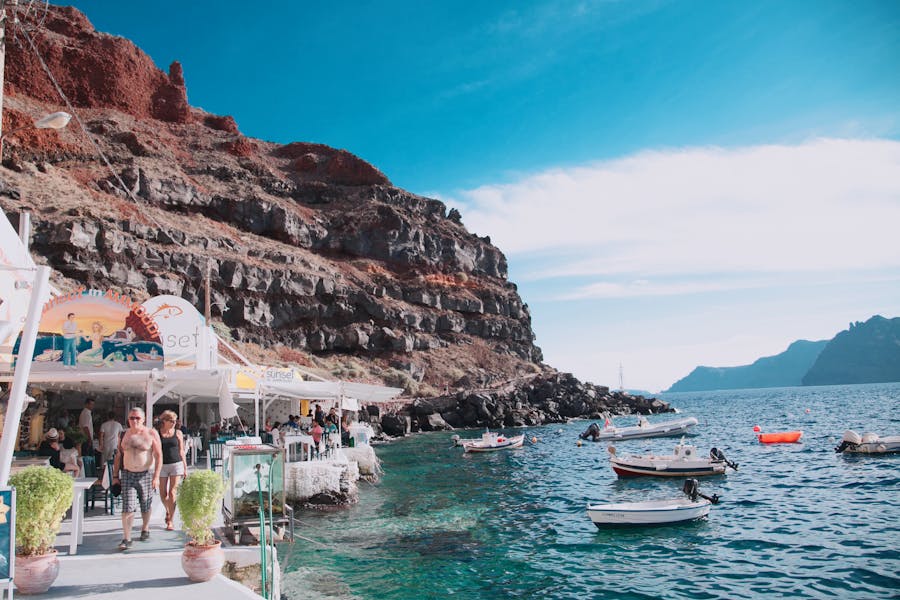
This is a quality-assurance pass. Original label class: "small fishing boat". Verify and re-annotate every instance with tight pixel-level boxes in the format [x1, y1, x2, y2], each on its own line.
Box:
[587, 479, 719, 527]
[454, 431, 525, 453]
[835, 430, 900, 455]
[608, 440, 738, 477]
[580, 416, 699, 442]
[753, 426, 802, 444]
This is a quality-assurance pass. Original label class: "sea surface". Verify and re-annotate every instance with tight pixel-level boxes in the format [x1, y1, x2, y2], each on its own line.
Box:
[281, 383, 900, 599]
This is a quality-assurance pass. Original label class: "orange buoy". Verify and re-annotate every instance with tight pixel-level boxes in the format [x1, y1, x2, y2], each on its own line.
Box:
[757, 430, 803, 444]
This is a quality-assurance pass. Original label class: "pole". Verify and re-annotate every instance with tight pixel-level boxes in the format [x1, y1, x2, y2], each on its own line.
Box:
[204, 260, 211, 322]
[0, 0, 9, 142]
[0, 265, 49, 485]
[255, 465, 268, 600]
[18, 211, 30, 249]
[254, 385, 259, 437]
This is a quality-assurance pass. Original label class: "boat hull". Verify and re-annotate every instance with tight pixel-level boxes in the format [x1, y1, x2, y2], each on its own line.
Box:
[463, 435, 525, 452]
[611, 461, 726, 477]
[587, 499, 711, 526]
[840, 437, 900, 454]
[757, 431, 803, 444]
[591, 417, 699, 441]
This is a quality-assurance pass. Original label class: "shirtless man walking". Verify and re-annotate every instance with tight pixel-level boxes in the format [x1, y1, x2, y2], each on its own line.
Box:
[112, 407, 162, 550]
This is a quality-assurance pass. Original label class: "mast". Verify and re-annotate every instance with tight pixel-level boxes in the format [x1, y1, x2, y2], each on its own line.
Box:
[618, 362, 624, 392]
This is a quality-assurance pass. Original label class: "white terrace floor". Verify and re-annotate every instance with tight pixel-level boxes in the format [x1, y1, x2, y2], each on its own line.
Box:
[43, 488, 262, 599]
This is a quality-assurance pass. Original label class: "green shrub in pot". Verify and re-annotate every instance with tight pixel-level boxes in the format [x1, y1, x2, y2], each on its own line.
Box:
[9, 466, 74, 556]
[177, 470, 224, 546]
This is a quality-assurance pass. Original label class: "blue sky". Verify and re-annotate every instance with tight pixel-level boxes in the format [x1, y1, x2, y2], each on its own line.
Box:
[67, 1, 900, 391]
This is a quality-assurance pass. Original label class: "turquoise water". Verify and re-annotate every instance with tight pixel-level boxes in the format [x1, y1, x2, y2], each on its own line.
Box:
[281, 383, 900, 599]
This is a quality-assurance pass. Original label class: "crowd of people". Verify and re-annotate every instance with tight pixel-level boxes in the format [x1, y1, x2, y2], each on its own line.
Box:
[35, 399, 190, 551]
[31, 398, 354, 550]
[263, 404, 351, 458]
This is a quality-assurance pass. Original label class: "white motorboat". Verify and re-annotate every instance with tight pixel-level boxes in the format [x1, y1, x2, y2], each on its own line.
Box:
[580, 416, 699, 442]
[587, 479, 719, 527]
[454, 431, 525, 453]
[835, 430, 900, 455]
[608, 440, 738, 477]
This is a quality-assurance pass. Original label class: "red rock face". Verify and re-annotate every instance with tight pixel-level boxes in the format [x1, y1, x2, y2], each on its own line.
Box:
[204, 115, 240, 134]
[221, 138, 257, 157]
[1, 108, 80, 159]
[275, 142, 390, 186]
[5, 5, 190, 123]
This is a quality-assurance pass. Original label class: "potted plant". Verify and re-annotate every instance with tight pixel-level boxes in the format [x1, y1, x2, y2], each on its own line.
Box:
[177, 470, 225, 582]
[9, 466, 74, 594]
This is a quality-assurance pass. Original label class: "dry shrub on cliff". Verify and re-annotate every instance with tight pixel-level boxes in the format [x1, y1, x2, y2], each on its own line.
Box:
[382, 369, 418, 396]
[210, 321, 233, 342]
[276, 345, 312, 367]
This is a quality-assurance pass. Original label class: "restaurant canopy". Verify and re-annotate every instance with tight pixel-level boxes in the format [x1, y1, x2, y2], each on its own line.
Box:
[0, 368, 237, 418]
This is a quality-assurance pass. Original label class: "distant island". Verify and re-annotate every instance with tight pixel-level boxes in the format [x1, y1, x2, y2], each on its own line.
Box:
[666, 315, 900, 392]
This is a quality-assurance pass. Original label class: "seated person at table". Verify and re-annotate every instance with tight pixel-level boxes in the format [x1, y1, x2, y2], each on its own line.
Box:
[311, 422, 323, 446]
[59, 445, 80, 476]
[38, 428, 64, 470]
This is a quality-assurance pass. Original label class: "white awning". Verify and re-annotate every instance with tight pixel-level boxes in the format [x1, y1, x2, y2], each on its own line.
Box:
[264, 380, 402, 406]
[0, 368, 232, 406]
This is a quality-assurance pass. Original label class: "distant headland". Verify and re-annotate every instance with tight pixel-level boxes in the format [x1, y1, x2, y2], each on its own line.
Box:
[666, 315, 900, 392]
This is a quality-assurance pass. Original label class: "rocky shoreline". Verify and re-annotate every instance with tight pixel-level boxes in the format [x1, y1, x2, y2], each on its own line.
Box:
[358, 372, 672, 438]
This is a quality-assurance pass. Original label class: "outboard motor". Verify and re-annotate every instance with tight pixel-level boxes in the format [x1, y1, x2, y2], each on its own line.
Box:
[579, 423, 601, 441]
[682, 478, 720, 505]
[682, 478, 699, 501]
[710, 447, 738, 471]
[835, 430, 861, 453]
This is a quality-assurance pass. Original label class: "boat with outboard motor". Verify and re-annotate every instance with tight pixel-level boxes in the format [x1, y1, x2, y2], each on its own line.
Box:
[835, 430, 900, 455]
[608, 440, 738, 477]
[586, 479, 719, 526]
[453, 430, 525, 453]
[579, 415, 699, 442]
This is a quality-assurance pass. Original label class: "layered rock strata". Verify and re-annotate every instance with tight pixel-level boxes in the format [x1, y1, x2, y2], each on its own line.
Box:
[1, 4, 668, 423]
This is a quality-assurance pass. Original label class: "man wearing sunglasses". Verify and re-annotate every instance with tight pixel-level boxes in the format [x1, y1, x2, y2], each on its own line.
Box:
[112, 407, 162, 550]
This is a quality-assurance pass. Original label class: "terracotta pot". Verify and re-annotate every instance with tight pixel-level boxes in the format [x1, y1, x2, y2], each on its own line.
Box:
[14, 550, 60, 595]
[182, 540, 225, 582]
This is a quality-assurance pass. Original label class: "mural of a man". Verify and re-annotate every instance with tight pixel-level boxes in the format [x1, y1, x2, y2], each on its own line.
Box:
[61, 312, 79, 368]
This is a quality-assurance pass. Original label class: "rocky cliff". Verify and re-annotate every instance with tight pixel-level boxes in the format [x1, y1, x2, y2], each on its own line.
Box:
[802, 316, 900, 386]
[0, 4, 670, 426]
[666, 339, 828, 392]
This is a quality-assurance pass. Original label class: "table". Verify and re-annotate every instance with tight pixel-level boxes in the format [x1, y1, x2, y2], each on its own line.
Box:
[186, 436, 203, 465]
[68, 477, 97, 555]
[10, 457, 50, 474]
[283, 434, 313, 462]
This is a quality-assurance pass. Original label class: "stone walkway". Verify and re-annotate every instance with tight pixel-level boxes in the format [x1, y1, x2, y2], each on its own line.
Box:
[37, 488, 263, 599]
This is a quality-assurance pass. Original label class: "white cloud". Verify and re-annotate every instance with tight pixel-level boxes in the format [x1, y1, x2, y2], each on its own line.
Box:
[449, 138, 900, 295]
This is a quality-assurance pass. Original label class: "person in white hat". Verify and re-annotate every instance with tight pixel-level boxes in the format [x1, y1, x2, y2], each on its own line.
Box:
[37, 428, 63, 470]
